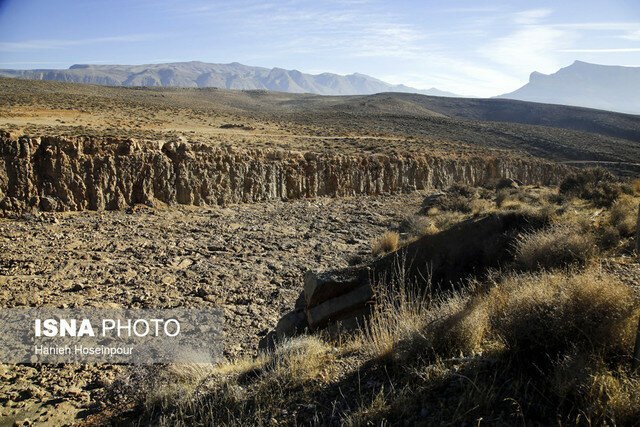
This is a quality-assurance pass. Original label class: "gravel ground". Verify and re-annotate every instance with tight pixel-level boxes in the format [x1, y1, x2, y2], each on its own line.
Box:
[0, 193, 424, 425]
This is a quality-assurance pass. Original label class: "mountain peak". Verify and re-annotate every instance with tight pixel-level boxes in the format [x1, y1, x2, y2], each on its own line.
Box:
[529, 71, 546, 82]
[498, 61, 640, 114]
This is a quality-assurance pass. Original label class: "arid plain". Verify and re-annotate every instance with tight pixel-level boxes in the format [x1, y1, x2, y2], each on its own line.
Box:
[0, 78, 639, 425]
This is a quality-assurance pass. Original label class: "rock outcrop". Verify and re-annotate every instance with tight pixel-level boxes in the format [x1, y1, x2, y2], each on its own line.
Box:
[0, 131, 571, 214]
[262, 212, 550, 347]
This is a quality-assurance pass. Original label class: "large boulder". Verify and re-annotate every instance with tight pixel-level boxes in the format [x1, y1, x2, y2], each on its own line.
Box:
[39, 196, 59, 212]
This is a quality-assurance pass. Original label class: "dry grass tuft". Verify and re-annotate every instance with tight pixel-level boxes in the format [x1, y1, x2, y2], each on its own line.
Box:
[579, 364, 640, 424]
[607, 196, 637, 237]
[363, 278, 432, 360]
[138, 335, 335, 425]
[140, 364, 216, 414]
[515, 225, 596, 270]
[495, 188, 513, 208]
[399, 215, 438, 238]
[633, 179, 640, 195]
[487, 269, 638, 358]
[371, 231, 399, 255]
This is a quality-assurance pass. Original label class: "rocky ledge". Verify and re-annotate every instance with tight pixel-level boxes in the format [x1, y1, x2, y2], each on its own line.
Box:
[263, 211, 551, 347]
[0, 131, 570, 214]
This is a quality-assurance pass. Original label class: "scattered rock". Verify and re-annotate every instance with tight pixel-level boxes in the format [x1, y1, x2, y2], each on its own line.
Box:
[39, 196, 58, 212]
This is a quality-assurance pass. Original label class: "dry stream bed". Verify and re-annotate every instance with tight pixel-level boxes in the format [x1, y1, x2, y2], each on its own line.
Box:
[0, 193, 423, 425]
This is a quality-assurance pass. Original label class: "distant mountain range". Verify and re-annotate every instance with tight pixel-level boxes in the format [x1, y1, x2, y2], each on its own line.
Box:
[2, 60, 638, 114]
[0, 61, 458, 97]
[498, 61, 640, 115]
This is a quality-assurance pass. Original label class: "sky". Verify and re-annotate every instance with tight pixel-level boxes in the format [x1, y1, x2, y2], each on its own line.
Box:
[0, 0, 638, 97]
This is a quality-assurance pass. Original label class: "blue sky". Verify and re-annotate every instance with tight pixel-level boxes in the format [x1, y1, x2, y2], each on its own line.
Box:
[0, 0, 638, 96]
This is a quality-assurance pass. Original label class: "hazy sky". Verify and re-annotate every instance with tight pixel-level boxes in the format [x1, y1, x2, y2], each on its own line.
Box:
[0, 0, 638, 96]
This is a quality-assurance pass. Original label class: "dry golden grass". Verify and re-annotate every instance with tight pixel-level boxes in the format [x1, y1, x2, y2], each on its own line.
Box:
[487, 269, 638, 357]
[399, 215, 438, 238]
[371, 231, 399, 255]
[138, 335, 337, 425]
[362, 267, 637, 361]
[132, 259, 640, 426]
[580, 365, 640, 424]
[607, 196, 638, 237]
[143, 364, 216, 413]
[352, 267, 640, 424]
[515, 225, 596, 270]
[362, 279, 432, 360]
[127, 186, 640, 425]
[632, 179, 640, 195]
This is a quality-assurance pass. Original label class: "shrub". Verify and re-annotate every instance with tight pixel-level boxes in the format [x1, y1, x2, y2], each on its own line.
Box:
[559, 167, 622, 207]
[495, 189, 511, 208]
[422, 184, 478, 214]
[448, 183, 476, 198]
[487, 269, 638, 360]
[515, 225, 596, 270]
[371, 231, 399, 255]
[607, 197, 637, 237]
[437, 194, 474, 213]
[598, 225, 621, 249]
[399, 215, 438, 237]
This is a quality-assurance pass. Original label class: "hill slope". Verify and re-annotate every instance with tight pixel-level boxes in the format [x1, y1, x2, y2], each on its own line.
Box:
[0, 61, 458, 97]
[1, 77, 639, 171]
[498, 61, 640, 114]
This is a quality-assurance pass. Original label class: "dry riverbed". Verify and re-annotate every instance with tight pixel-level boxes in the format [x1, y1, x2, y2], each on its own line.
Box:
[0, 193, 424, 425]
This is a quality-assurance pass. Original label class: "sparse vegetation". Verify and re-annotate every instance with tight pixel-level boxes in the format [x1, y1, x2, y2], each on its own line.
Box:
[129, 266, 640, 425]
[3, 75, 640, 425]
[433, 184, 477, 213]
[608, 196, 638, 237]
[371, 231, 400, 255]
[398, 215, 438, 238]
[3, 77, 640, 170]
[124, 185, 640, 425]
[559, 167, 623, 207]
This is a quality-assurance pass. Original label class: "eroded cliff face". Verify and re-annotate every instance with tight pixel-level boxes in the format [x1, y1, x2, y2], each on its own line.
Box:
[0, 131, 570, 214]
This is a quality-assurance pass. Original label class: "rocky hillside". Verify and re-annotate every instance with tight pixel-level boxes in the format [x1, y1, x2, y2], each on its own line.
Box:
[0, 132, 569, 214]
[0, 61, 458, 97]
[498, 61, 640, 115]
